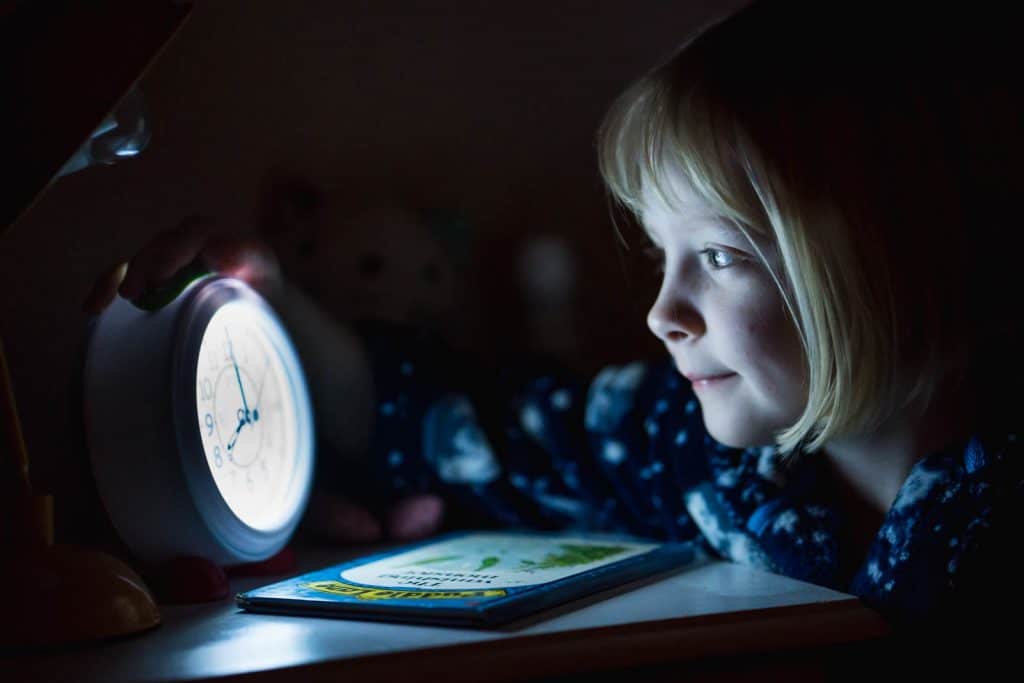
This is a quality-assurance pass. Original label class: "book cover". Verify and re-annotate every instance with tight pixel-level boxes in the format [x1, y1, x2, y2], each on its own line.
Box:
[236, 531, 707, 627]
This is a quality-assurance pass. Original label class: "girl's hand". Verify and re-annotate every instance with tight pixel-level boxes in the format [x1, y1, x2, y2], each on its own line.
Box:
[305, 491, 445, 543]
[82, 216, 283, 314]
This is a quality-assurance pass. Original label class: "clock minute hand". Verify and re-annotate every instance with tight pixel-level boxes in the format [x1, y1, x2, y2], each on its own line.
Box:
[250, 356, 271, 424]
[225, 329, 251, 420]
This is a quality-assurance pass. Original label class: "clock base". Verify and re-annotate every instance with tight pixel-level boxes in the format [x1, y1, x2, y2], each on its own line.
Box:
[228, 545, 297, 577]
[147, 556, 230, 603]
[144, 546, 297, 604]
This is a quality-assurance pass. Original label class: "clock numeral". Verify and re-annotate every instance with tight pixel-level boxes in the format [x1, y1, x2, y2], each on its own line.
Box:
[205, 413, 215, 436]
[214, 446, 223, 468]
[199, 378, 213, 401]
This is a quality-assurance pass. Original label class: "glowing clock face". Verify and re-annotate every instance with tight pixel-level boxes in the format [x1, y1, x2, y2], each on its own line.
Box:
[195, 300, 301, 531]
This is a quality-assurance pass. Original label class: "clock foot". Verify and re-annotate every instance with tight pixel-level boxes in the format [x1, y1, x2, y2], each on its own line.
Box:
[149, 556, 229, 603]
[228, 545, 296, 576]
[144, 547, 299, 604]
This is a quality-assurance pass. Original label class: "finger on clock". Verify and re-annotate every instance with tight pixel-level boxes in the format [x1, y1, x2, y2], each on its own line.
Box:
[386, 494, 445, 541]
[202, 235, 283, 295]
[118, 215, 210, 301]
[82, 261, 129, 314]
[305, 492, 382, 543]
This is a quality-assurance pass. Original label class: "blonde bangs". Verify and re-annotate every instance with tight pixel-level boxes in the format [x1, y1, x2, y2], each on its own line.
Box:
[598, 68, 764, 238]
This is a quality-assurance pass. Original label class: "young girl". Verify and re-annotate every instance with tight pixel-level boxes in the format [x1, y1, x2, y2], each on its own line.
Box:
[88, 0, 1021, 640]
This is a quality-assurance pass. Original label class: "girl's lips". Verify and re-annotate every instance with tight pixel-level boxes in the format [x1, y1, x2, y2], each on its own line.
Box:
[684, 372, 737, 389]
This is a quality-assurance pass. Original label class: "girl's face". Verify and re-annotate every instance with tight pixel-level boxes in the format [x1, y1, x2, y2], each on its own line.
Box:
[642, 179, 807, 448]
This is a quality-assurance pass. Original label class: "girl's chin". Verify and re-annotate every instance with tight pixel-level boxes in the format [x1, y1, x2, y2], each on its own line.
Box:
[702, 414, 776, 450]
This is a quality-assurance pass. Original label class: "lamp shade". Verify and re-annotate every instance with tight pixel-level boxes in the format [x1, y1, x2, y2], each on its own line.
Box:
[0, 0, 192, 233]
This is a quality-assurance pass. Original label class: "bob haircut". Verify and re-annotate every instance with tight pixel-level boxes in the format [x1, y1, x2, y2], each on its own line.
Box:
[599, 0, 1022, 454]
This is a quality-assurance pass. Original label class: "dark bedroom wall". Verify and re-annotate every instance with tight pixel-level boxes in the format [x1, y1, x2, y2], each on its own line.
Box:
[0, 0, 746, 505]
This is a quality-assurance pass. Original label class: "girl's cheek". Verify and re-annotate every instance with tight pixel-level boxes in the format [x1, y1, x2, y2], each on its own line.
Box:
[743, 293, 806, 385]
[764, 321, 808, 405]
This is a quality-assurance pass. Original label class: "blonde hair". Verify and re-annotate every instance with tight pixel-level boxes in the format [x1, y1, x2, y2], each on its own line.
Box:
[599, 1, 1021, 454]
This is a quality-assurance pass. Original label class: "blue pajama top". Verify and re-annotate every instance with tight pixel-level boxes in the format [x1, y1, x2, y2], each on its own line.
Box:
[316, 322, 1022, 636]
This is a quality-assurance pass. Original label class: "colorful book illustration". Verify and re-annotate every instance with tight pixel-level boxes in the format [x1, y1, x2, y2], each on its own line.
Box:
[237, 531, 706, 627]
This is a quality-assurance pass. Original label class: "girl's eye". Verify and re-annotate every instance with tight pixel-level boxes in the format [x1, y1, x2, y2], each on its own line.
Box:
[699, 247, 738, 270]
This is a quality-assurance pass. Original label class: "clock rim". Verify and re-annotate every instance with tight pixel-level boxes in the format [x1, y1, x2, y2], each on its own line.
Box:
[171, 277, 315, 563]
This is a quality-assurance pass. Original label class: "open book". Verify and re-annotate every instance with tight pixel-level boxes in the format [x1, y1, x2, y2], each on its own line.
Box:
[237, 530, 706, 627]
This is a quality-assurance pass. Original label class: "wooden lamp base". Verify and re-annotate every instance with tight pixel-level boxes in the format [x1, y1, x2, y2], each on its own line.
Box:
[1, 494, 161, 650]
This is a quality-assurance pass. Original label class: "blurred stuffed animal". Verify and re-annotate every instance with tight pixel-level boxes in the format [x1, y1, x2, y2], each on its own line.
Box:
[260, 173, 466, 338]
[255, 172, 473, 522]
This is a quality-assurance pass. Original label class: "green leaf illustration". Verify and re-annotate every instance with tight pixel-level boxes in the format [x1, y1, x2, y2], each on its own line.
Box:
[407, 555, 461, 566]
[519, 544, 627, 571]
[474, 556, 500, 571]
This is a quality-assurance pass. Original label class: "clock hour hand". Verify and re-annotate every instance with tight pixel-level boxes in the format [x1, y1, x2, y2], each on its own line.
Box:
[226, 411, 246, 451]
[225, 329, 251, 422]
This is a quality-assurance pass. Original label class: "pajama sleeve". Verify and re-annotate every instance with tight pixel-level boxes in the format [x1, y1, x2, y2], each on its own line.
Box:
[320, 320, 715, 542]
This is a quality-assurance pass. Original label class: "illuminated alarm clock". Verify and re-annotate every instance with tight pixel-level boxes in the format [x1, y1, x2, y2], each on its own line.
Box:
[83, 270, 315, 566]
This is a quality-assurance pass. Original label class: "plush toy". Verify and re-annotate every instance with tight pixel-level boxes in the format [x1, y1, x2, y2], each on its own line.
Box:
[260, 173, 469, 340]
[255, 172, 473, 544]
[517, 233, 580, 359]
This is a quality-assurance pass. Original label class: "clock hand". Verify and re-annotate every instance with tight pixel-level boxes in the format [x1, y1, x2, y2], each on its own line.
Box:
[225, 329, 251, 422]
[226, 415, 245, 451]
[250, 357, 271, 424]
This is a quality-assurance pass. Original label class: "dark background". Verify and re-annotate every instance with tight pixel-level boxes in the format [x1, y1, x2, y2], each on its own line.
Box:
[0, 1, 746, 518]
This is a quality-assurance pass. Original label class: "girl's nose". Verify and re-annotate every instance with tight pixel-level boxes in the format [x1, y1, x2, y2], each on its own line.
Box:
[647, 285, 705, 344]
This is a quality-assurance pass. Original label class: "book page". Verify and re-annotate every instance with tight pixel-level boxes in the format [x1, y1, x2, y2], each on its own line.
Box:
[339, 532, 659, 590]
